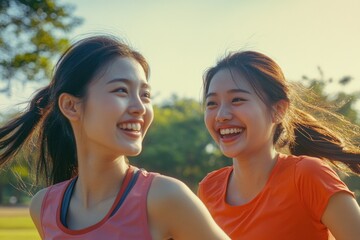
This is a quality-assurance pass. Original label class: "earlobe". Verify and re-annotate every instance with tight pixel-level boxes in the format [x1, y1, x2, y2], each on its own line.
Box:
[58, 93, 81, 121]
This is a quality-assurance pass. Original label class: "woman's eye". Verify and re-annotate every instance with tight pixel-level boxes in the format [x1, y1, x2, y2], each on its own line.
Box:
[112, 87, 128, 94]
[232, 97, 246, 103]
[206, 101, 216, 107]
[142, 91, 151, 99]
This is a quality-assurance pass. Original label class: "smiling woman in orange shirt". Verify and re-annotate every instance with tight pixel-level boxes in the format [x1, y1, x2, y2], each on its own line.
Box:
[199, 50, 360, 240]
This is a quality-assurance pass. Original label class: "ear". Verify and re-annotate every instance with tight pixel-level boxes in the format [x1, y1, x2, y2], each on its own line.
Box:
[272, 99, 289, 123]
[58, 93, 82, 121]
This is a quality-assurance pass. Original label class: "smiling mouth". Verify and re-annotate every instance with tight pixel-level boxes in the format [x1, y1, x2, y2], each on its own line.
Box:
[119, 123, 141, 132]
[219, 127, 244, 138]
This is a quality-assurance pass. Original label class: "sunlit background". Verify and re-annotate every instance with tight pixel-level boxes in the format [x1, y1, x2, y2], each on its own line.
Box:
[0, 2, 359, 239]
[0, 0, 359, 110]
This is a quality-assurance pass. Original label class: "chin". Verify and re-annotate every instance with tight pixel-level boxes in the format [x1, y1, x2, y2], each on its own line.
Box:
[127, 152, 141, 157]
[220, 147, 241, 159]
[126, 146, 142, 156]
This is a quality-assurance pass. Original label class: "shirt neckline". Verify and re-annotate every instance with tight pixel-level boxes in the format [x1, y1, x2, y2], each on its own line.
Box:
[56, 165, 135, 235]
[223, 154, 284, 208]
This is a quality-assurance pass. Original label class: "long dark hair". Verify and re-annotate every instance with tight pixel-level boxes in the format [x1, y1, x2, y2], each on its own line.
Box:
[203, 51, 360, 175]
[0, 35, 150, 186]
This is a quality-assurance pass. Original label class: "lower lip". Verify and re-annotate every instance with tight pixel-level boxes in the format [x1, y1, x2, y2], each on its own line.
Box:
[220, 132, 243, 143]
[121, 130, 142, 138]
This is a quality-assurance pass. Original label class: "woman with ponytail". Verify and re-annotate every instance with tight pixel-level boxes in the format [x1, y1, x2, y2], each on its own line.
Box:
[198, 50, 360, 239]
[0, 34, 230, 240]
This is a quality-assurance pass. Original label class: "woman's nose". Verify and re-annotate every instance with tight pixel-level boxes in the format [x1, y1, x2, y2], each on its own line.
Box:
[128, 96, 146, 115]
[215, 106, 232, 122]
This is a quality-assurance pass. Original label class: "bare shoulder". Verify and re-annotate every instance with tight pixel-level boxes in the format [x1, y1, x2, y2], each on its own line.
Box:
[147, 175, 205, 210]
[148, 175, 192, 201]
[29, 188, 48, 217]
[147, 175, 230, 240]
[29, 187, 48, 238]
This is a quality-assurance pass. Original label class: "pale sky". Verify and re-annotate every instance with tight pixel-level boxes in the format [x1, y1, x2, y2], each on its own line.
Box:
[1, 0, 359, 111]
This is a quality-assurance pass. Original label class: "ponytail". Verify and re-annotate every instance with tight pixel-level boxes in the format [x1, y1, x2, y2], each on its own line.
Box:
[283, 89, 360, 175]
[0, 87, 50, 168]
[0, 85, 77, 186]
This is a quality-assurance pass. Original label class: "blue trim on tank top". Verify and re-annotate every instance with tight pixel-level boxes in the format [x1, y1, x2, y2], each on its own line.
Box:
[60, 169, 140, 227]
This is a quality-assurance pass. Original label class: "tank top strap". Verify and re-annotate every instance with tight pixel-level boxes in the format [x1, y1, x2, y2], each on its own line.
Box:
[59, 166, 139, 228]
[110, 168, 141, 217]
[60, 176, 77, 227]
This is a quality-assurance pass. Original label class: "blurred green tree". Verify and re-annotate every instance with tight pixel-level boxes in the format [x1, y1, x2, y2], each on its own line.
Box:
[0, 111, 40, 204]
[0, 0, 82, 96]
[301, 67, 359, 124]
[0, 152, 35, 205]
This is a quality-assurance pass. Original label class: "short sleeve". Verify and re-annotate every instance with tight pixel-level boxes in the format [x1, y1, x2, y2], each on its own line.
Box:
[294, 157, 354, 221]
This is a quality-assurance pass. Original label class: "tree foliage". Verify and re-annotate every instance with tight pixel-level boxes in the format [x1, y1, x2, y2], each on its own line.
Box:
[301, 67, 360, 124]
[0, 0, 82, 95]
[0, 151, 35, 205]
[0, 111, 40, 205]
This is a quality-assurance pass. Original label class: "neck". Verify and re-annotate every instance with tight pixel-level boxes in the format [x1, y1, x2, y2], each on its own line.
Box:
[232, 147, 278, 181]
[227, 148, 278, 205]
[74, 155, 129, 208]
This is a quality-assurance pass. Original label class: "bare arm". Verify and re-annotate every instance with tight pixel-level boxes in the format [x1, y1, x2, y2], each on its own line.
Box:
[148, 175, 230, 240]
[322, 192, 360, 240]
[29, 188, 47, 239]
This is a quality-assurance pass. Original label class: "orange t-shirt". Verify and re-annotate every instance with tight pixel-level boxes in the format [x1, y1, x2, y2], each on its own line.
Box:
[198, 154, 354, 240]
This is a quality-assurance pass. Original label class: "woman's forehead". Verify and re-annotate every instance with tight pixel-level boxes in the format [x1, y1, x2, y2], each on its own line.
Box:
[208, 68, 253, 92]
[90, 57, 147, 86]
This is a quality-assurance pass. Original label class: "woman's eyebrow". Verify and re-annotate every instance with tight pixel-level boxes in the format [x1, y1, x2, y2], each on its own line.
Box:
[107, 78, 131, 85]
[206, 88, 250, 98]
[107, 78, 151, 90]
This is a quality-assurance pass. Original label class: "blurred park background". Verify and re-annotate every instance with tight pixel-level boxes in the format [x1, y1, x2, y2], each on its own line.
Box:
[0, 0, 359, 239]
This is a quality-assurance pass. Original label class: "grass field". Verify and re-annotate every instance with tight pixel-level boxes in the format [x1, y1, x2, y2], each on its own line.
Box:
[0, 207, 40, 240]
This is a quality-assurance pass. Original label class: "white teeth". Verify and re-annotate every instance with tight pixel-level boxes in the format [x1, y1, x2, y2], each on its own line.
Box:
[132, 123, 141, 131]
[220, 128, 243, 135]
[120, 123, 141, 131]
